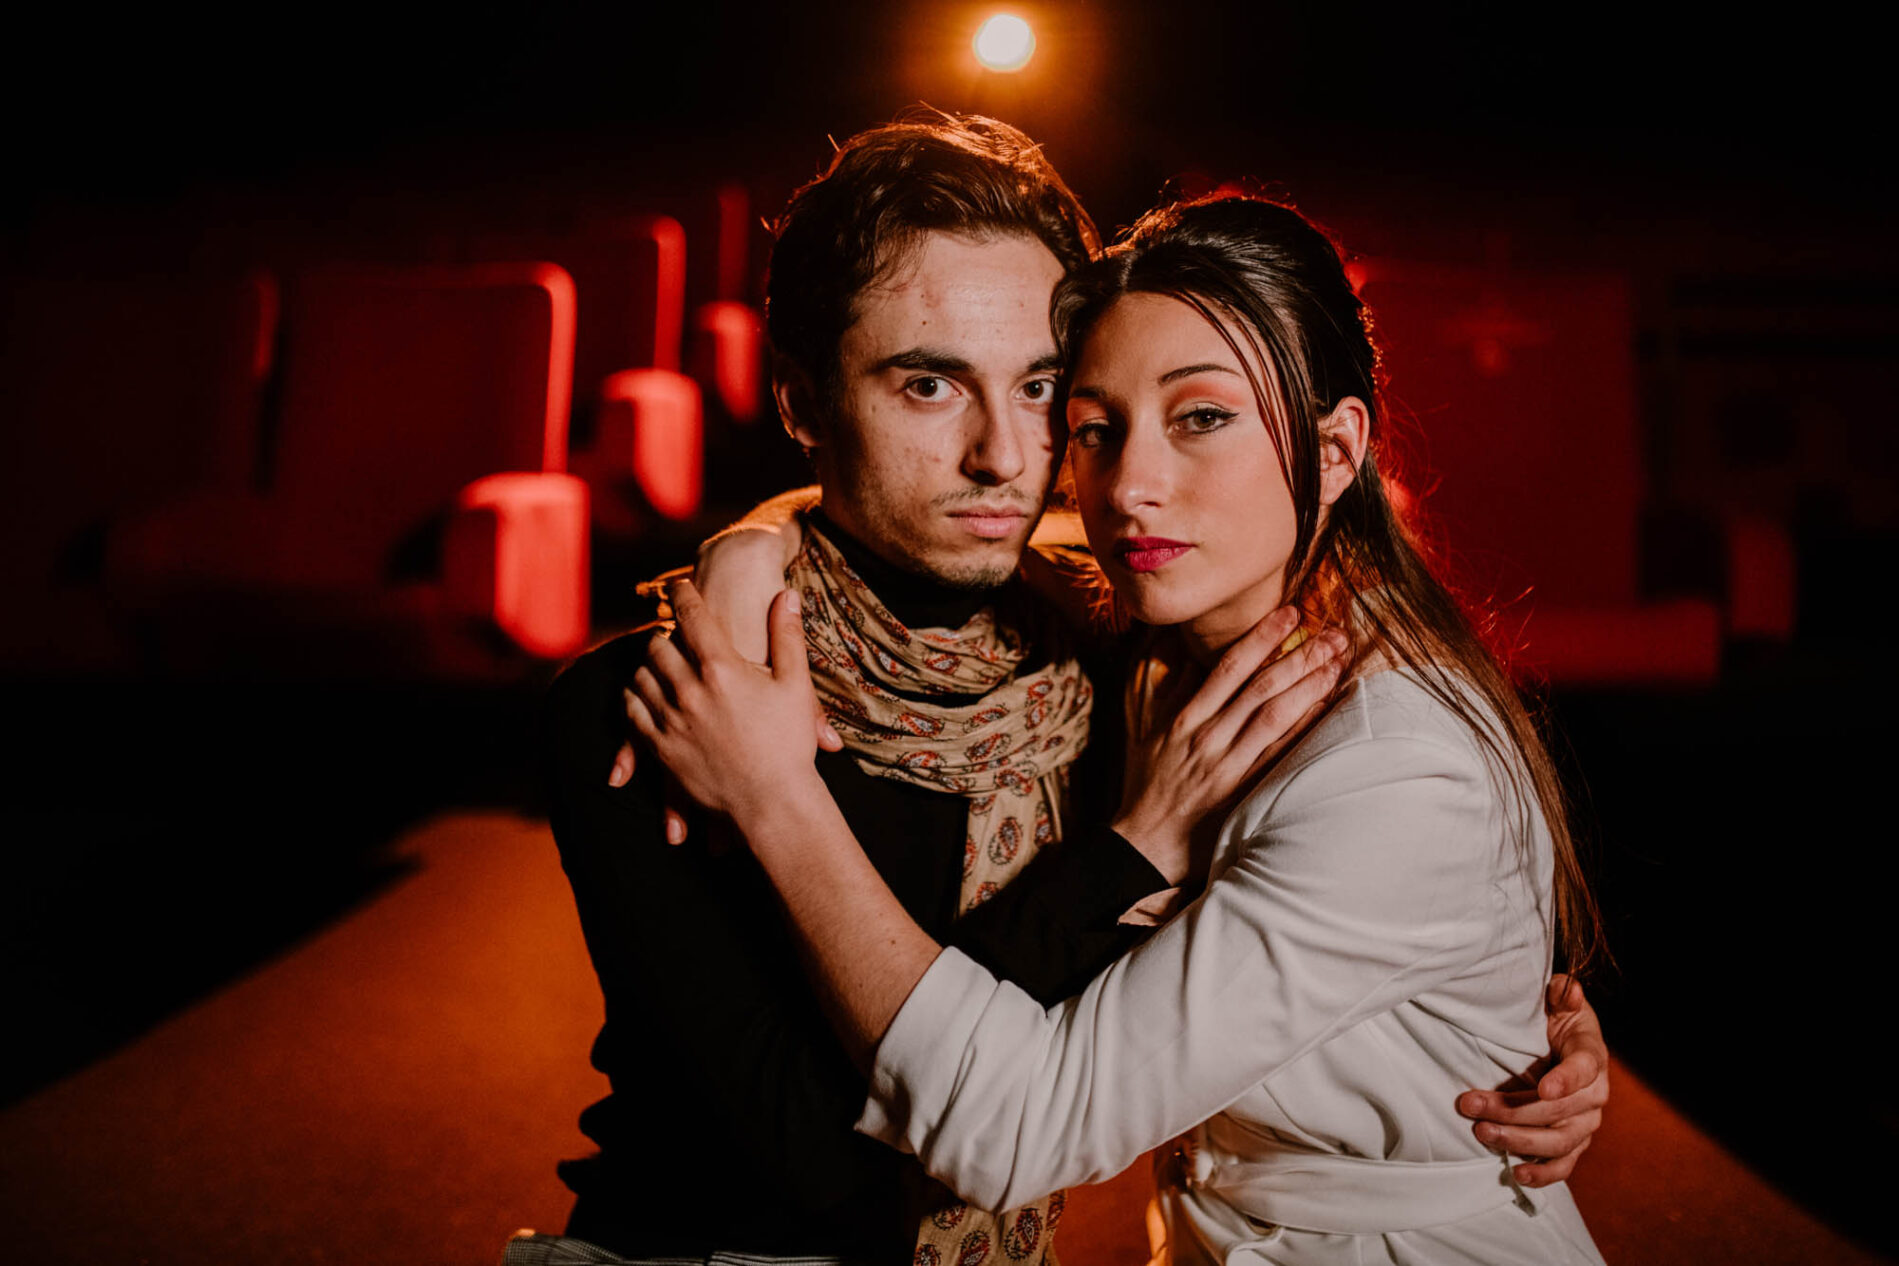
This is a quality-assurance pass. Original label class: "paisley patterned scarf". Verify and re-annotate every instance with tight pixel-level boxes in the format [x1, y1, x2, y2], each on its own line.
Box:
[785, 513, 1091, 1265]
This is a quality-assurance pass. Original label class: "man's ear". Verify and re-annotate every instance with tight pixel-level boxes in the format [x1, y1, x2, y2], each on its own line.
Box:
[773, 358, 823, 451]
[1318, 396, 1371, 507]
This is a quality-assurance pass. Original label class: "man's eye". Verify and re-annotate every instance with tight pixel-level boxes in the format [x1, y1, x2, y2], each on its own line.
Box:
[907, 376, 947, 400]
[1023, 378, 1055, 402]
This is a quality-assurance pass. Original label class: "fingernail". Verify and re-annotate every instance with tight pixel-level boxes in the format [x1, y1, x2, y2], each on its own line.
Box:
[787, 589, 801, 614]
[665, 816, 686, 845]
[609, 764, 628, 788]
[1474, 1123, 1499, 1145]
[1456, 1093, 1481, 1118]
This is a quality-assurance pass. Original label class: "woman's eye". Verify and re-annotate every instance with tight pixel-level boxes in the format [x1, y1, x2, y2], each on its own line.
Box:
[1068, 419, 1110, 449]
[1178, 406, 1237, 433]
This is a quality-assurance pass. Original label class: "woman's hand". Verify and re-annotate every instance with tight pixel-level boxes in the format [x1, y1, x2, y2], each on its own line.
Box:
[610, 517, 838, 820]
[694, 518, 805, 664]
[626, 579, 827, 826]
[1113, 608, 1349, 885]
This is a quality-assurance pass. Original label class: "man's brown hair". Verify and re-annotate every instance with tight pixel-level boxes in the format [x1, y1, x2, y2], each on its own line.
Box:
[766, 110, 1099, 414]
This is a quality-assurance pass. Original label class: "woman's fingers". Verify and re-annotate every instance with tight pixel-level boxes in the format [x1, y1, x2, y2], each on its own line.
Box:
[1173, 606, 1302, 732]
[624, 685, 660, 742]
[608, 740, 638, 788]
[1204, 627, 1348, 757]
[630, 665, 674, 730]
[1239, 678, 1337, 785]
[768, 588, 809, 685]
[668, 578, 738, 666]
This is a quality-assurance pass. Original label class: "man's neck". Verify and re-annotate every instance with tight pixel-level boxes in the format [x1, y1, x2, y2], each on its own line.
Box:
[809, 510, 1012, 633]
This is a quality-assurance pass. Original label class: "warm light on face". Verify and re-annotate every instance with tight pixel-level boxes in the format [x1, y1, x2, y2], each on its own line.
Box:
[973, 13, 1035, 72]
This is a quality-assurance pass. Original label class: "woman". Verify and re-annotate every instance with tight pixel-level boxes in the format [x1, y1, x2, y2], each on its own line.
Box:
[631, 195, 1606, 1264]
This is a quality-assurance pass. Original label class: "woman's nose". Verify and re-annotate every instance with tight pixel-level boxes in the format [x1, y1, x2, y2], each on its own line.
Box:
[1105, 430, 1169, 516]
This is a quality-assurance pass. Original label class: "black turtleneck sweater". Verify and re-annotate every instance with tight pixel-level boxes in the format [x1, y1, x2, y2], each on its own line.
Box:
[540, 519, 1165, 1261]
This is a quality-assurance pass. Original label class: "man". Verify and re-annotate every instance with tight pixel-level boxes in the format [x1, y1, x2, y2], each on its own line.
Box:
[531, 112, 1606, 1266]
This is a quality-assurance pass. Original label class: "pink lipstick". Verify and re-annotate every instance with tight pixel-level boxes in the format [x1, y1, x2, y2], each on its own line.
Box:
[1116, 537, 1192, 573]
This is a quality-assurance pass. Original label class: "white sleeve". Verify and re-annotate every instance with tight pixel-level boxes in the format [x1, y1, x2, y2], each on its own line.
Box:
[857, 730, 1508, 1213]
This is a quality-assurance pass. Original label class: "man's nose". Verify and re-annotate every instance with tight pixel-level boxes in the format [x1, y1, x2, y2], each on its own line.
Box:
[961, 399, 1029, 487]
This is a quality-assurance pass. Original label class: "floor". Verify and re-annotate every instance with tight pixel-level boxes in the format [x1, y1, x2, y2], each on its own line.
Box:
[0, 810, 1887, 1265]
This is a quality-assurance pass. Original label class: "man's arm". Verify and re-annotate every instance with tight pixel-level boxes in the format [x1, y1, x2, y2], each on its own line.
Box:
[1456, 974, 1611, 1187]
[946, 826, 1169, 1006]
[544, 632, 893, 1215]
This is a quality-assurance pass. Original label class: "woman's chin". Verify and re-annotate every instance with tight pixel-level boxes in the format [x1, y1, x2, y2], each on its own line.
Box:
[1118, 587, 1211, 629]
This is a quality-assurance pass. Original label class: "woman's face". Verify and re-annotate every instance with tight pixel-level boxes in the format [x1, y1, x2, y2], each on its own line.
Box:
[1066, 292, 1300, 652]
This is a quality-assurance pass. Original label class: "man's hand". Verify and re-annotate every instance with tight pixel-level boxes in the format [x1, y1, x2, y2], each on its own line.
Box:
[1456, 974, 1610, 1187]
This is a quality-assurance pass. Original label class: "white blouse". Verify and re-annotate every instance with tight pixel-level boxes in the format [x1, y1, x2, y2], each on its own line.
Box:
[859, 669, 1604, 1264]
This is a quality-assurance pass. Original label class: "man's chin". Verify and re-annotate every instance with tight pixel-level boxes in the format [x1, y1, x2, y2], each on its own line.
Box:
[907, 539, 1027, 591]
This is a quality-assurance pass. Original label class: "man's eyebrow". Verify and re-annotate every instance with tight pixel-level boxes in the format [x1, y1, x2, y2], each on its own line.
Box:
[869, 347, 974, 375]
[1158, 362, 1243, 384]
[1027, 352, 1062, 374]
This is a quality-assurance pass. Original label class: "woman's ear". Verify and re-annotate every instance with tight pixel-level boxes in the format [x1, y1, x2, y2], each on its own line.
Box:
[1318, 396, 1371, 507]
[773, 358, 823, 452]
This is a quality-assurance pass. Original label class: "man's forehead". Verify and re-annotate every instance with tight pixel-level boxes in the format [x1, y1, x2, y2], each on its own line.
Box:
[845, 229, 1062, 368]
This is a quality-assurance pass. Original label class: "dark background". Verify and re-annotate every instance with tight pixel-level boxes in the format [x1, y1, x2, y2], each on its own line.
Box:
[4, 1, 1894, 1257]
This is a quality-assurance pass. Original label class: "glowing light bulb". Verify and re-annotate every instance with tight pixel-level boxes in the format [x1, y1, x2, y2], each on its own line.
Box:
[974, 14, 1035, 72]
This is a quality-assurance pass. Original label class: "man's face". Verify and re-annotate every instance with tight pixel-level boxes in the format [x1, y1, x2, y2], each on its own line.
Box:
[794, 230, 1066, 590]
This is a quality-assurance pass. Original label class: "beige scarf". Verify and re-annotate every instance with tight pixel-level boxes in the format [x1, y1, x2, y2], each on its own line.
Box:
[786, 514, 1091, 1264]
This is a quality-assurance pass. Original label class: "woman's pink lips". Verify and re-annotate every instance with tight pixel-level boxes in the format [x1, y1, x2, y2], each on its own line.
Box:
[1116, 537, 1192, 573]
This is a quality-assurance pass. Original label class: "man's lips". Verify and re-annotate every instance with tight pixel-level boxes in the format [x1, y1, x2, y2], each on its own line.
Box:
[949, 507, 1031, 540]
[1115, 536, 1193, 573]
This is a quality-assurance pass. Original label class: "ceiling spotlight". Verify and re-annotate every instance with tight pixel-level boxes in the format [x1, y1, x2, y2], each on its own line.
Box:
[974, 13, 1035, 72]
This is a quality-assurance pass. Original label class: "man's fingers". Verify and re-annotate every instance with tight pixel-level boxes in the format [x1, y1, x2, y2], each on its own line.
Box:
[608, 740, 637, 788]
[1473, 1111, 1600, 1169]
[1462, 1087, 1595, 1128]
[1513, 1137, 1589, 1188]
[1537, 1048, 1608, 1105]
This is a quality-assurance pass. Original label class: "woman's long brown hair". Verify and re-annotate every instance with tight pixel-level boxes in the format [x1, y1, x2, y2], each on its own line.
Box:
[1054, 195, 1606, 979]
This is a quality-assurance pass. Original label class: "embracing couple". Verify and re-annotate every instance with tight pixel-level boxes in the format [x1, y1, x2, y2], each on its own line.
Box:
[529, 112, 1609, 1265]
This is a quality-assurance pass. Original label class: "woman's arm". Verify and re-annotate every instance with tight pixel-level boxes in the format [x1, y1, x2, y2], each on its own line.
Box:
[858, 721, 1516, 1211]
[627, 581, 1347, 1063]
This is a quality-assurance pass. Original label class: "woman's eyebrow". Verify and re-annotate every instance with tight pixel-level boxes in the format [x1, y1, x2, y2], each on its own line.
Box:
[1158, 362, 1243, 384]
